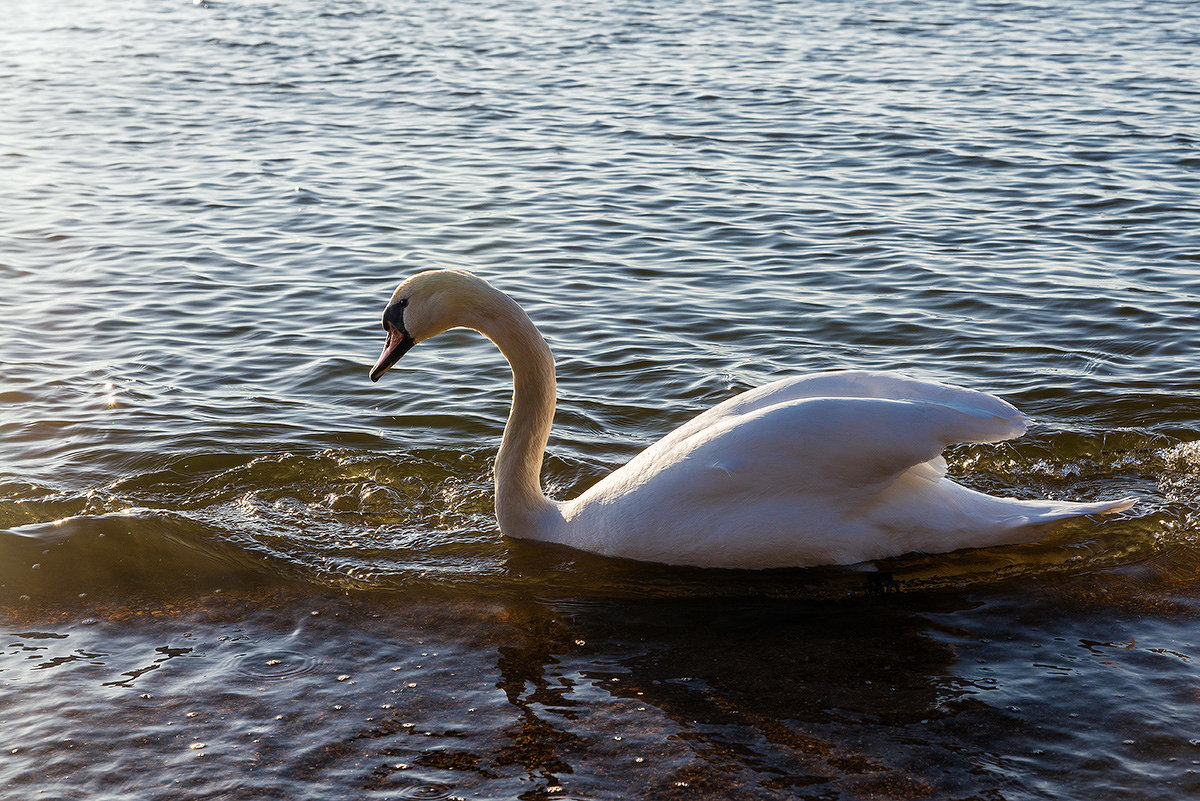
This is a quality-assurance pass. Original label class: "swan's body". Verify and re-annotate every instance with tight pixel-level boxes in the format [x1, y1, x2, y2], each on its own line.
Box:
[370, 270, 1134, 569]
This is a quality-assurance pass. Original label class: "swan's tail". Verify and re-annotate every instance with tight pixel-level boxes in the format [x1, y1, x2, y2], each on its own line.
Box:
[1013, 496, 1136, 526]
[953, 494, 1138, 553]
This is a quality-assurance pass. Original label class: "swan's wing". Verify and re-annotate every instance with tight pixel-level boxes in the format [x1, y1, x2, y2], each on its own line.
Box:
[565, 387, 1034, 565]
[714, 370, 1024, 423]
[657, 394, 1027, 499]
[659, 370, 1027, 453]
[570, 373, 1030, 527]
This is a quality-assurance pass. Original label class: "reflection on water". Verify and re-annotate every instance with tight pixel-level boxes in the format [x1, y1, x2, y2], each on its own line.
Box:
[3, 0, 1200, 796]
[4, 579, 1200, 800]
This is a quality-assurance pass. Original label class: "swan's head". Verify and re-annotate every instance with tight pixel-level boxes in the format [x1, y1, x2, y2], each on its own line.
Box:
[369, 269, 502, 382]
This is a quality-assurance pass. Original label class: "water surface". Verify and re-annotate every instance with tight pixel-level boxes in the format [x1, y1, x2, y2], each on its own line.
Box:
[2, 0, 1200, 798]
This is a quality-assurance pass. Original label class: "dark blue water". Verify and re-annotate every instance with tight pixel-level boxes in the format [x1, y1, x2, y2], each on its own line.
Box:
[2, 0, 1199, 798]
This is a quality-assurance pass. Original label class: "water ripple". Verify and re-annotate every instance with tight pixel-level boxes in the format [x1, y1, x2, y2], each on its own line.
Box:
[229, 650, 323, 681]
[3, 1, 1200, 798]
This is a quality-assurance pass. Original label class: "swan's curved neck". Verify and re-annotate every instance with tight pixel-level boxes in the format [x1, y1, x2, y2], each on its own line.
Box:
[473, 292, 561, 539]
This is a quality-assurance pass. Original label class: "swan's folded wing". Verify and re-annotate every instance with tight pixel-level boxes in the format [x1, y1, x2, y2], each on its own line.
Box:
[687, 395, 1027, 495]
[660, 371, 1026, 453]
[705, 370, 1026, 423]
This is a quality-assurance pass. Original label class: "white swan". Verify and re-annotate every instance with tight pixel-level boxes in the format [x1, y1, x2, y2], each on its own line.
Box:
[369, 269, 1134, 569]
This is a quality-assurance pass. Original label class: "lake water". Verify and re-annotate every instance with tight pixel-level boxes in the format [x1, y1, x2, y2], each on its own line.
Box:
[2, 0, 1199, 798]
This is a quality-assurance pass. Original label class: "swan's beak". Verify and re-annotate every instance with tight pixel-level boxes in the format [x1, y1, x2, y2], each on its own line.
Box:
[370, 324, 415, 382]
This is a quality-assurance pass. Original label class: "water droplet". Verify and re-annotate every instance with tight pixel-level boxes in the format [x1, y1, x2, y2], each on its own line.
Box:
[231, 652, 321, 681]
[395, 782, 454, 799]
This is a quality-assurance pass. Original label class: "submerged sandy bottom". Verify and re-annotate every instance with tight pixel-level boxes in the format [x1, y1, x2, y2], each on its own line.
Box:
[4, 556, 1200, 801]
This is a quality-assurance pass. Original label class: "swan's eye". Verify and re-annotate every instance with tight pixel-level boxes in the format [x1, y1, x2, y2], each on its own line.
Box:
[381, 296, 411, 335]
[382, 297, 409, 330]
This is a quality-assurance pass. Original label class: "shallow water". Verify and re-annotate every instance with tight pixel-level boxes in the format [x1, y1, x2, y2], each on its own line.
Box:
[2, 0, 1200, 798]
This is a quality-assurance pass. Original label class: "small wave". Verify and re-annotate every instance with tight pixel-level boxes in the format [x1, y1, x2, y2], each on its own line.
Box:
[2, 426, 1192, 604]
[0, 510, 272, 601]
[1, 449, 509, 601]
